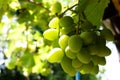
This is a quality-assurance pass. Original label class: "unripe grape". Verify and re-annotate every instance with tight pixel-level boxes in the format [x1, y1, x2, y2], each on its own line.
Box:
[72, 58, 83, 69]
[68, 35, 83, 53]
[61, 56, 76, 76]
[90, 65, 99, 75]
[65, 46, 77, 59]
[100, 28, 114, 41]
[80, 62, 94, 74]
[80, 31, 97, 45]
[59, 16, 74, 28]
[49, 17, 59, 29]
[97, 46, 111, 57]
[77, 48, 91, 64]
[81, 20, 95, 31]
[59, 35, 69, 50]
[60, 27, 75, 35]
[92, 56, 106, 65]
[51, 1, 62, 14]
[88, 44, 99, 55]
[43, 29, 58, 41]
[47, 48, 64, 63]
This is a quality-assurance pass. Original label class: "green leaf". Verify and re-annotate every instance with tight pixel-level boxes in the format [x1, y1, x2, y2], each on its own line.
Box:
[84, 0, 110, 26]
[76, 0, 91, 13]
[20, 51, 35, 68]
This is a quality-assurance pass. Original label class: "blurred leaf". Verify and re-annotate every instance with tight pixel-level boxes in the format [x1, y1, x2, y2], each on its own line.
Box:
[19, 50, 35, 68]
[84, 0, 110, 26]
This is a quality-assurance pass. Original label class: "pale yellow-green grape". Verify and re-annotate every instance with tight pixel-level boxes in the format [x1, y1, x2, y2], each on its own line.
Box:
[68, 35, 83, 53]
[80, 31, 97, 45]
[80, 62, 94, 74]
[97, 46, 111, 57]
[100, 28, 114, 41]
[59, 35, 69, 50]
[92, 55, 106, 65]
[47, 48, 64, 63]
[48, 17, 59, 29]
[51, 1, 62, 14]
[59, 16, 74, 28]
[72, 58, 83, 69]
[65, 46, 76, 59]
[61, 56, 76, 76]
[43, 29, 58, 41]
[77, 48, 91, 64]
[90, 65, 99, 75]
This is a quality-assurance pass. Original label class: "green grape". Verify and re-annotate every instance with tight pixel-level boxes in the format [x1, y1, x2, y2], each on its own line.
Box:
[61, 56, 76, 76]
[80, 31, 97, 45]
[59, 35, 69, 50]
[68, 35, 83, 53]
[60, 27, 75, 35]
[90, 65, 99, 75]
[97, 46, 111, 57]
[47, 48, 64, 63]
[65, 46, 77, 59]
[81, 20, 95, 31]
[59, 16, 74, 28]
[51, 1, 62, 14]
[100, 28, 114, 41]
[88, 44, 99, 55]
[92, 56, 106, 65]
[48, 17, 59, 29]
[72, 58, 83, 69]
[95, 36, 106, 46]
[77, 48, 91, 64]
[43, 29, 58, 41]
[80, 62, 94, 74]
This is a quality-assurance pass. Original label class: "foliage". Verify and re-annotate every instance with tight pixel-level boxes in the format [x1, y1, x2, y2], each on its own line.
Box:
[0, 0, 113, 80]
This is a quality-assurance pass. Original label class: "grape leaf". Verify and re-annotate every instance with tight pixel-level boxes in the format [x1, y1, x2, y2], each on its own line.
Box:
[84, 0, 110, 26]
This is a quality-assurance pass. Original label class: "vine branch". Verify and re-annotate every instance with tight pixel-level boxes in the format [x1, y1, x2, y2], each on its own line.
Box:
[58, 3, 78, 17]
[76, 0, 81, 35]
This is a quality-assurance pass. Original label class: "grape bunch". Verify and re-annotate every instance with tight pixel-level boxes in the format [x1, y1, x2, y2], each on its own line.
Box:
[43, 1, 114, 76]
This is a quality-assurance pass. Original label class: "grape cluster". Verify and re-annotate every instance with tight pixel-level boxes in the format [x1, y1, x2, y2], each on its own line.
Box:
[43, 1, 114, 76]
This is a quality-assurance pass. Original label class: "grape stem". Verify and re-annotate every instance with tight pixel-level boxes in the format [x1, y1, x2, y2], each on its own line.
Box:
[76, 0, 80, 35]
[58, 4, 78, 18]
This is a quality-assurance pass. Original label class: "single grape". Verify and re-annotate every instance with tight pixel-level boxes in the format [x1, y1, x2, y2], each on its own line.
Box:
[92, 55, 106, 65]
[65, 46, 77, 59]
[80, 62, 94, 74]
[68, 35, 83, 53]
[97, 46, 111, 57]
[90, 65, 99, 75]
[59, 16, 74, 28]
[60, 27, 75, 35]
[43, 29, 58, 41]
[72, 58, 83, 69]
[61, 56, 76, 76]
[59, 35, 69, 50]
[48, 17, 59, 29]
[81, 20, 95, 31]
[47, 48, 64, 63]
[80, 31, 97, 45]
[51, 1, 62, 14]
[100, 28, 114, 41]
[77, 48, 91, 64]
